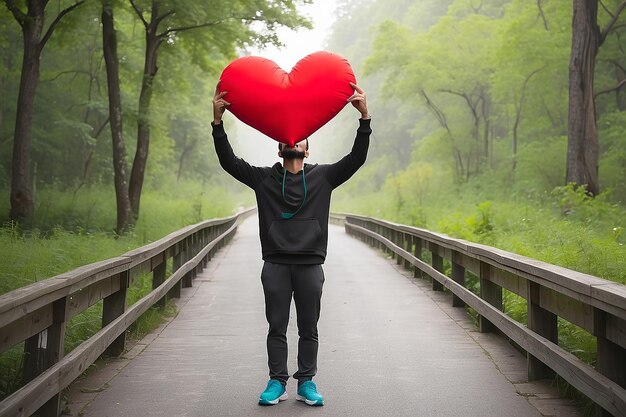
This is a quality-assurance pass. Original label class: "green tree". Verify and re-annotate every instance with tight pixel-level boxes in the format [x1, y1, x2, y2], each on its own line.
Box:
[3, 0, 84, 225]
[126, 0, 311, 222]
[567, 0, 626, 196]
[491, 0, 571, 173]
[102, 0, 132, 234]
[322, 0, 453, 170]
[366, 6, 503, 180]
[0, 13, 22, 185]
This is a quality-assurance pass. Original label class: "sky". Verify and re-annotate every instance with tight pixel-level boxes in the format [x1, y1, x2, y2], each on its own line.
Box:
[251, 0, 338, 71]
[228, 0, 341, 165]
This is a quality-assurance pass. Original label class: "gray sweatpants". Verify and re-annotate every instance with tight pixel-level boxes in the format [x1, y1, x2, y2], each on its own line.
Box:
[260, 262, 325, 385]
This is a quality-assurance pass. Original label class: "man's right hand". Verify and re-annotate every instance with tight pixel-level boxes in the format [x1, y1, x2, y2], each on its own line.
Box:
[213, 80, 231, 124]
[348, 82, 370, 120]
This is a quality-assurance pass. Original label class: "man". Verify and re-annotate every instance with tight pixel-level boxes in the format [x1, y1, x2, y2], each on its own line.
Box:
[211, 81, 370, 406]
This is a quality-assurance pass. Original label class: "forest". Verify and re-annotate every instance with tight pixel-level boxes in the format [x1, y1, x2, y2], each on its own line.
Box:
[1, 0, 625, 410]
[0, 0, 311, 292]
[325, 0, 626, 288]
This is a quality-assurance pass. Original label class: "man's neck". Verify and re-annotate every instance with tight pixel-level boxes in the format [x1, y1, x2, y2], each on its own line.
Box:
[282, 158, 304, 174]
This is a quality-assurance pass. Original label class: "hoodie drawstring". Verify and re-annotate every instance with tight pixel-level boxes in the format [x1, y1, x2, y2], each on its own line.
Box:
[280, 166, 307, 219]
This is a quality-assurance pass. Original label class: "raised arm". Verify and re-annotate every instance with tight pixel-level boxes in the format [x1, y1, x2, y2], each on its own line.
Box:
[325, 83, 372, 188]
[212, 82, 267, 189]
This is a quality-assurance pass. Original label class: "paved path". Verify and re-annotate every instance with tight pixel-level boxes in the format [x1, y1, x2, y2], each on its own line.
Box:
[71, 216, 580, 417]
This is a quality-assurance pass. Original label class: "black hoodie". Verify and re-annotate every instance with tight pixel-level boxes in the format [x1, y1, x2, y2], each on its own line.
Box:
[212, 119, 371, 264]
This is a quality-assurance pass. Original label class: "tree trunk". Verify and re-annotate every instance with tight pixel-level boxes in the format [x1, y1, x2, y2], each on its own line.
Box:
[616, 66, 626, 111]
[129, 3, 160, 221]
[102, 2, 132, 234]
[513, 68, 543, 173]
[481, 93, 490, 168]
[177, 130, 190, 182]
[7, 0, 84, 224]
[511, 84, 523, 172]
[454, 148, 464, 180]
[9, 1, 46, 225]
[567, 0, 600, 196]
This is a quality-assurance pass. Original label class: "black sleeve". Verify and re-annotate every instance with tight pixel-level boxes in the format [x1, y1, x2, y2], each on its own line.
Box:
[212, 121, 268, 189]
[325, 118, 371, 189]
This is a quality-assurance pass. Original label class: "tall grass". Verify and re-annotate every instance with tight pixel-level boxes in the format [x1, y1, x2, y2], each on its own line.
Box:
[333, 179, 626, 285]
[0, 225, 133, 294]
[0, 181, 242, 295]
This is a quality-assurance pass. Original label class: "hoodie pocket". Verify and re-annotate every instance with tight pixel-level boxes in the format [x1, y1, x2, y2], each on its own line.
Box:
[267, 218, 322, 253]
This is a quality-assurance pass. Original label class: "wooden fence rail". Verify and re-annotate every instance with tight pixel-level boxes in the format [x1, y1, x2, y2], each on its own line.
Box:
[331, 213, 626, 417]
[0, 208, 254, 417]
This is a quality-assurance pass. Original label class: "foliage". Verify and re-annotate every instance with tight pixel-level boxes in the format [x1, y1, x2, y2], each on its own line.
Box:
[0, 180, 238, 295]
[0, 0, 309, 224]
[327, 0, 626, 283]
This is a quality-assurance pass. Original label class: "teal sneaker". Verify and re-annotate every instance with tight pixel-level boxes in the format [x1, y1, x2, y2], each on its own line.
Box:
[296, 380, 324, 406]
[259, 379, 288, 405]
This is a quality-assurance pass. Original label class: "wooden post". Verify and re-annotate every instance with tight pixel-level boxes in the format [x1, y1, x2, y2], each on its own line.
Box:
[412, 236, 422, 278]
[217, 227, 223, 250]
[190, 234, 197, 279]
[451, 258, 466, 307]
[202, 229, 209, 267]
[199, 230, 205, 269]
[201, 230, 207, 269]
[23, 297, 67, 417]
[194, 232, 200, 275]
[183, 236, 193, 288]
[103, 271, 129, 356]
[208, 227, 214, 258]
[527, 281, 557, 380]
[393, 230, 404, 265]
[430, 243, 444, 291]
[373, 224, 377, 247]
[168, 244, 182, 299]
[593, 309, 626, 417]
[395, 231, 403, 265]
[153, 258, 167, 308]
[479, 262, 502, 333]
[403, 234, 411, 270]
[196, 232, 203, 272]
[385, 227, 392, 257]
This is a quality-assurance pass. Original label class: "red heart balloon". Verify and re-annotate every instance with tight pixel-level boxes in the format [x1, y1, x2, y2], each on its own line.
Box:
[219, 51, 356, 147]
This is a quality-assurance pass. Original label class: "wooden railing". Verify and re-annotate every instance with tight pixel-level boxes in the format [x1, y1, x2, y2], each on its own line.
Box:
[0, 208, 254, 417]
[332, 213, 626, 417]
